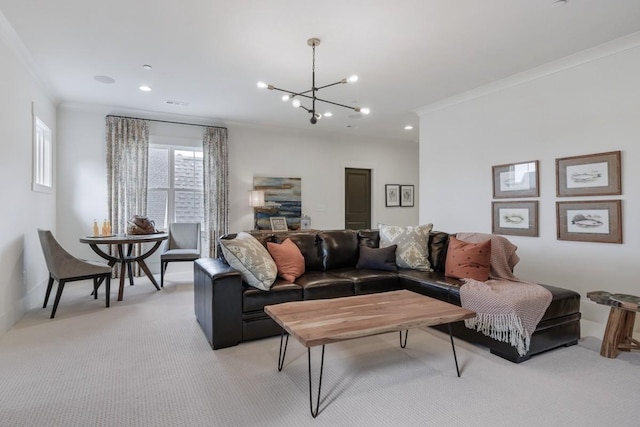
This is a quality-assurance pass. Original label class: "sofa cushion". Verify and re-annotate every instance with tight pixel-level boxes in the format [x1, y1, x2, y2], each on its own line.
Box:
[294, 271, 354, 300]
[219, 232, 277, 291]
[333, 268, 400, 295]
[379, 223, 433, 271]
[428, 231, 450, 273]
[242, 280, 303, 312]
[318, 230, 359, 270]
[444, 236, 491, 282]
[267, 238, 305, 282]
[356, 245, 398, 272]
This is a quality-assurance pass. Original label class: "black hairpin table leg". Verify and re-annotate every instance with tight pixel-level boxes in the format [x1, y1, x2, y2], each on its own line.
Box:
[308, 345, 325, 418]
[448, 323, 461, 377]
[277, 329, 289, 372]
[399, 330, 409, 348]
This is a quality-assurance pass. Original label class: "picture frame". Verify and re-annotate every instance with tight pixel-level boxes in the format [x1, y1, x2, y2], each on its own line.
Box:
[385, 184, 400, 207]
[269, 216, 288, 232]
[556, 151, 621, 197]
[400, 185, 414, 207]
[556, 200, 622, 244]
[492, 201, 538, 237]
[492, 160, 539, 198]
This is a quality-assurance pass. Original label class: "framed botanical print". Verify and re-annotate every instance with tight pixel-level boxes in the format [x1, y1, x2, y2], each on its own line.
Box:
[492, 160, 539, 198]
[556, 151, 621, 197]
[492, 201, 538, 237]
[385, 184, 400, 207]
[400, 185, 414, 207]
[556, 200, 622, 243]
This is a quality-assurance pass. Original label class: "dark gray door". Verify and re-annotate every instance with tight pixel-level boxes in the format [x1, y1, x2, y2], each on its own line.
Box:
[345, 168, 371, 230]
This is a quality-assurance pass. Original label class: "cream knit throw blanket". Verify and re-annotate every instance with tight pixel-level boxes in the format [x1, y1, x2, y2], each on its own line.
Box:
[457, 233, 552, 357]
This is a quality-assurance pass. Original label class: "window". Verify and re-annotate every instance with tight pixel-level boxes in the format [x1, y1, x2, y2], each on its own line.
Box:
[32, 116, 53, 192]
[147, 145, 204, 230]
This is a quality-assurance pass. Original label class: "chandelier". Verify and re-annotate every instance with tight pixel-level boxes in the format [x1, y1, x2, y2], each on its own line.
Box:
[257, 38, 370, 124]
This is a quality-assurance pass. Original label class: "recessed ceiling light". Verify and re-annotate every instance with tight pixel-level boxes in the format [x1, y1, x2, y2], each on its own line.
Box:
[143, 64, 152, 70]
[552, 0, 567, 6]
[139, 85, 152, 92]
[94, 75, 115, 84]
[404, 125, 414, 130]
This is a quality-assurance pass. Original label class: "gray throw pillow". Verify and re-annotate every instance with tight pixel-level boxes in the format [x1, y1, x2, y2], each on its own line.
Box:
[379, 223, 433, 271]
[356, 245, 398, 272]
[219, 232, 277, 291]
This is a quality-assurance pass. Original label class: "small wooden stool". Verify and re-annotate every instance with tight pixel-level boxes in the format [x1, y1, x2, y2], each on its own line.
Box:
[587, 291, 640, 358]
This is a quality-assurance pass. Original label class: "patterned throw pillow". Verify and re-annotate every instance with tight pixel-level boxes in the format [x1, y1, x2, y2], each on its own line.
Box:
[379, 224, 433, 271]
[219, 232, 277, 291]
[444, 236, 491, 281]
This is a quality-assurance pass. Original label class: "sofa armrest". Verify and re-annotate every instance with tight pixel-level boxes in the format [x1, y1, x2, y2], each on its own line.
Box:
[194, 258, 243, 349]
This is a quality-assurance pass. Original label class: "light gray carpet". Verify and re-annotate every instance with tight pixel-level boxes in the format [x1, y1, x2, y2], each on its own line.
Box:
[0, 272, 638, 427]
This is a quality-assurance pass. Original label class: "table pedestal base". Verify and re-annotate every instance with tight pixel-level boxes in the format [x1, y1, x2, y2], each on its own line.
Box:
[601, 307, 639, 358]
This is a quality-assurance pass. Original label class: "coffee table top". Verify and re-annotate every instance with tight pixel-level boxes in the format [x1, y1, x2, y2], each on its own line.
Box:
[264, 290, 476, 347]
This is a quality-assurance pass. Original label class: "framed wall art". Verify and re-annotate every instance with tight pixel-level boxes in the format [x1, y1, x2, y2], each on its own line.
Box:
[400, 185, 414, 207]
[385, 184, 400, 207]
[556, 200, 622, 244]
[492, 160, 539, 198]
[492, 201, 538, 237]
[556, 151, 621, 197]
[269, 216, 288, 232]
[253, 176, 301, 230]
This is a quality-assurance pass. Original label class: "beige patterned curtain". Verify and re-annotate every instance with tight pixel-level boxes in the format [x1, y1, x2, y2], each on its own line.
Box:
[203, 126, 229, 257]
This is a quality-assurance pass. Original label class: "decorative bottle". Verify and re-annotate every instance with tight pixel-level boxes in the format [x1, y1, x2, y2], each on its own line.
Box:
[92, 219, 99, 236]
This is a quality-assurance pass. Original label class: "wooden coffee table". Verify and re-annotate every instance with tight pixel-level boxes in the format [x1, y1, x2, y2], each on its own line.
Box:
[264, 290, 476, 417]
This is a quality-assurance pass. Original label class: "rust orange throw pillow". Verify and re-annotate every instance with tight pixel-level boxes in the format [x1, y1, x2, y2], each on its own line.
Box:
[266, 238, 305, 283]
[445, 236, 491, 282]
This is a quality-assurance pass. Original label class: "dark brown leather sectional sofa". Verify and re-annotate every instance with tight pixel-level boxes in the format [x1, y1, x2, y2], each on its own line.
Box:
[194, 229, 581, 363]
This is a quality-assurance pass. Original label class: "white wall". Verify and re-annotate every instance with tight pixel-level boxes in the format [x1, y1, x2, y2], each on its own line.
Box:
[0, 26, 56, 334]
[417, 35, 640, 330]
[57, 106, 419, 271]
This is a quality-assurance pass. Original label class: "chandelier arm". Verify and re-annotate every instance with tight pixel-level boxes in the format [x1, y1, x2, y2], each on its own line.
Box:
[313, 97, 360, 112]
[269, 86, 314, 97]
[315, 80, 346, 91]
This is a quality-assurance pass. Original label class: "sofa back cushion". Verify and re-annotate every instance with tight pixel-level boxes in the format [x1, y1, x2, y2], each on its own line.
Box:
[318, 230, 359, 270]
[428, 231, 450, 273]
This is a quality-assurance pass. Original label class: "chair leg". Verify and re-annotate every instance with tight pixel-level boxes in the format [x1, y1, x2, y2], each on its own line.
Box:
[50, 280, 66, 319]
[43, 276, 55, 308]
[105, 275, 111, 308]
[127, 262, 135, 286]
[161, 261, 167, 287]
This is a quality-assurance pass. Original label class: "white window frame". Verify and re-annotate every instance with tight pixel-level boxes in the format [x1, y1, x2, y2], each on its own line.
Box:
[32, 115, 53, 193]
[148, 143, 203, 229]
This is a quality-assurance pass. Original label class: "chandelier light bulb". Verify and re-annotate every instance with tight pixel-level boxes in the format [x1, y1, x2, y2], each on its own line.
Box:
[323, 112, 333, 117]
[360, 107, 370, 115]
[348, 75, 358, 83]
[292, 99, 301, 108]
[257, 81, 268, 89]
[282, 94, 291, 102]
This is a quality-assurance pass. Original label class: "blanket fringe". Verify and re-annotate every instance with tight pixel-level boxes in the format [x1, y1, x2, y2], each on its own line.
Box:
[464, 313, 530, 357]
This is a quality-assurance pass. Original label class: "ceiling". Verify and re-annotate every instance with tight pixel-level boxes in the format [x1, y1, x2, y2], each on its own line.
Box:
[2, 1, 640, 143]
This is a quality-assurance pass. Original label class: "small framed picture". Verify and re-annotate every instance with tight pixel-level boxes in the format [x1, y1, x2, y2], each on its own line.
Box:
[556, 151, 621, 197]
[385, 184, 400, 207]
[492, 201, 538, 237]
[556, 200, 622, 243]
[300, 216, 311, 230]
[400, 185, 414, 207]
[269, 217, 288, 232]
[492, 160, 539, 198]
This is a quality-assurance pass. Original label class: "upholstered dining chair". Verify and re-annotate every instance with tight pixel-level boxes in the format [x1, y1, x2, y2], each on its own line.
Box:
[160, 222, 201, 287]
[37, 229, 112, 318]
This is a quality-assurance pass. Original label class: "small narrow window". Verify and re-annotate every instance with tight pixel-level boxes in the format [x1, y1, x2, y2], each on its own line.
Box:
[32, 116, 53, 192]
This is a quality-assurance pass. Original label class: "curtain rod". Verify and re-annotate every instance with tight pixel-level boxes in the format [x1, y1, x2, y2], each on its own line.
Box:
[106, 114, 226, 130]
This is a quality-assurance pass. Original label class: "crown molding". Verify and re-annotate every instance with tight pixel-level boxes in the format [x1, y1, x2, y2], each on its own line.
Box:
[0, 10, 57, 103]
[416, 31, 640, 116]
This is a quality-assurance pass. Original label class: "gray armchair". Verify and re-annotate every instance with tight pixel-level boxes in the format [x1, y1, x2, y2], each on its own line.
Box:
[37, 229, 112, 318]
[161, 223, 201, 287]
